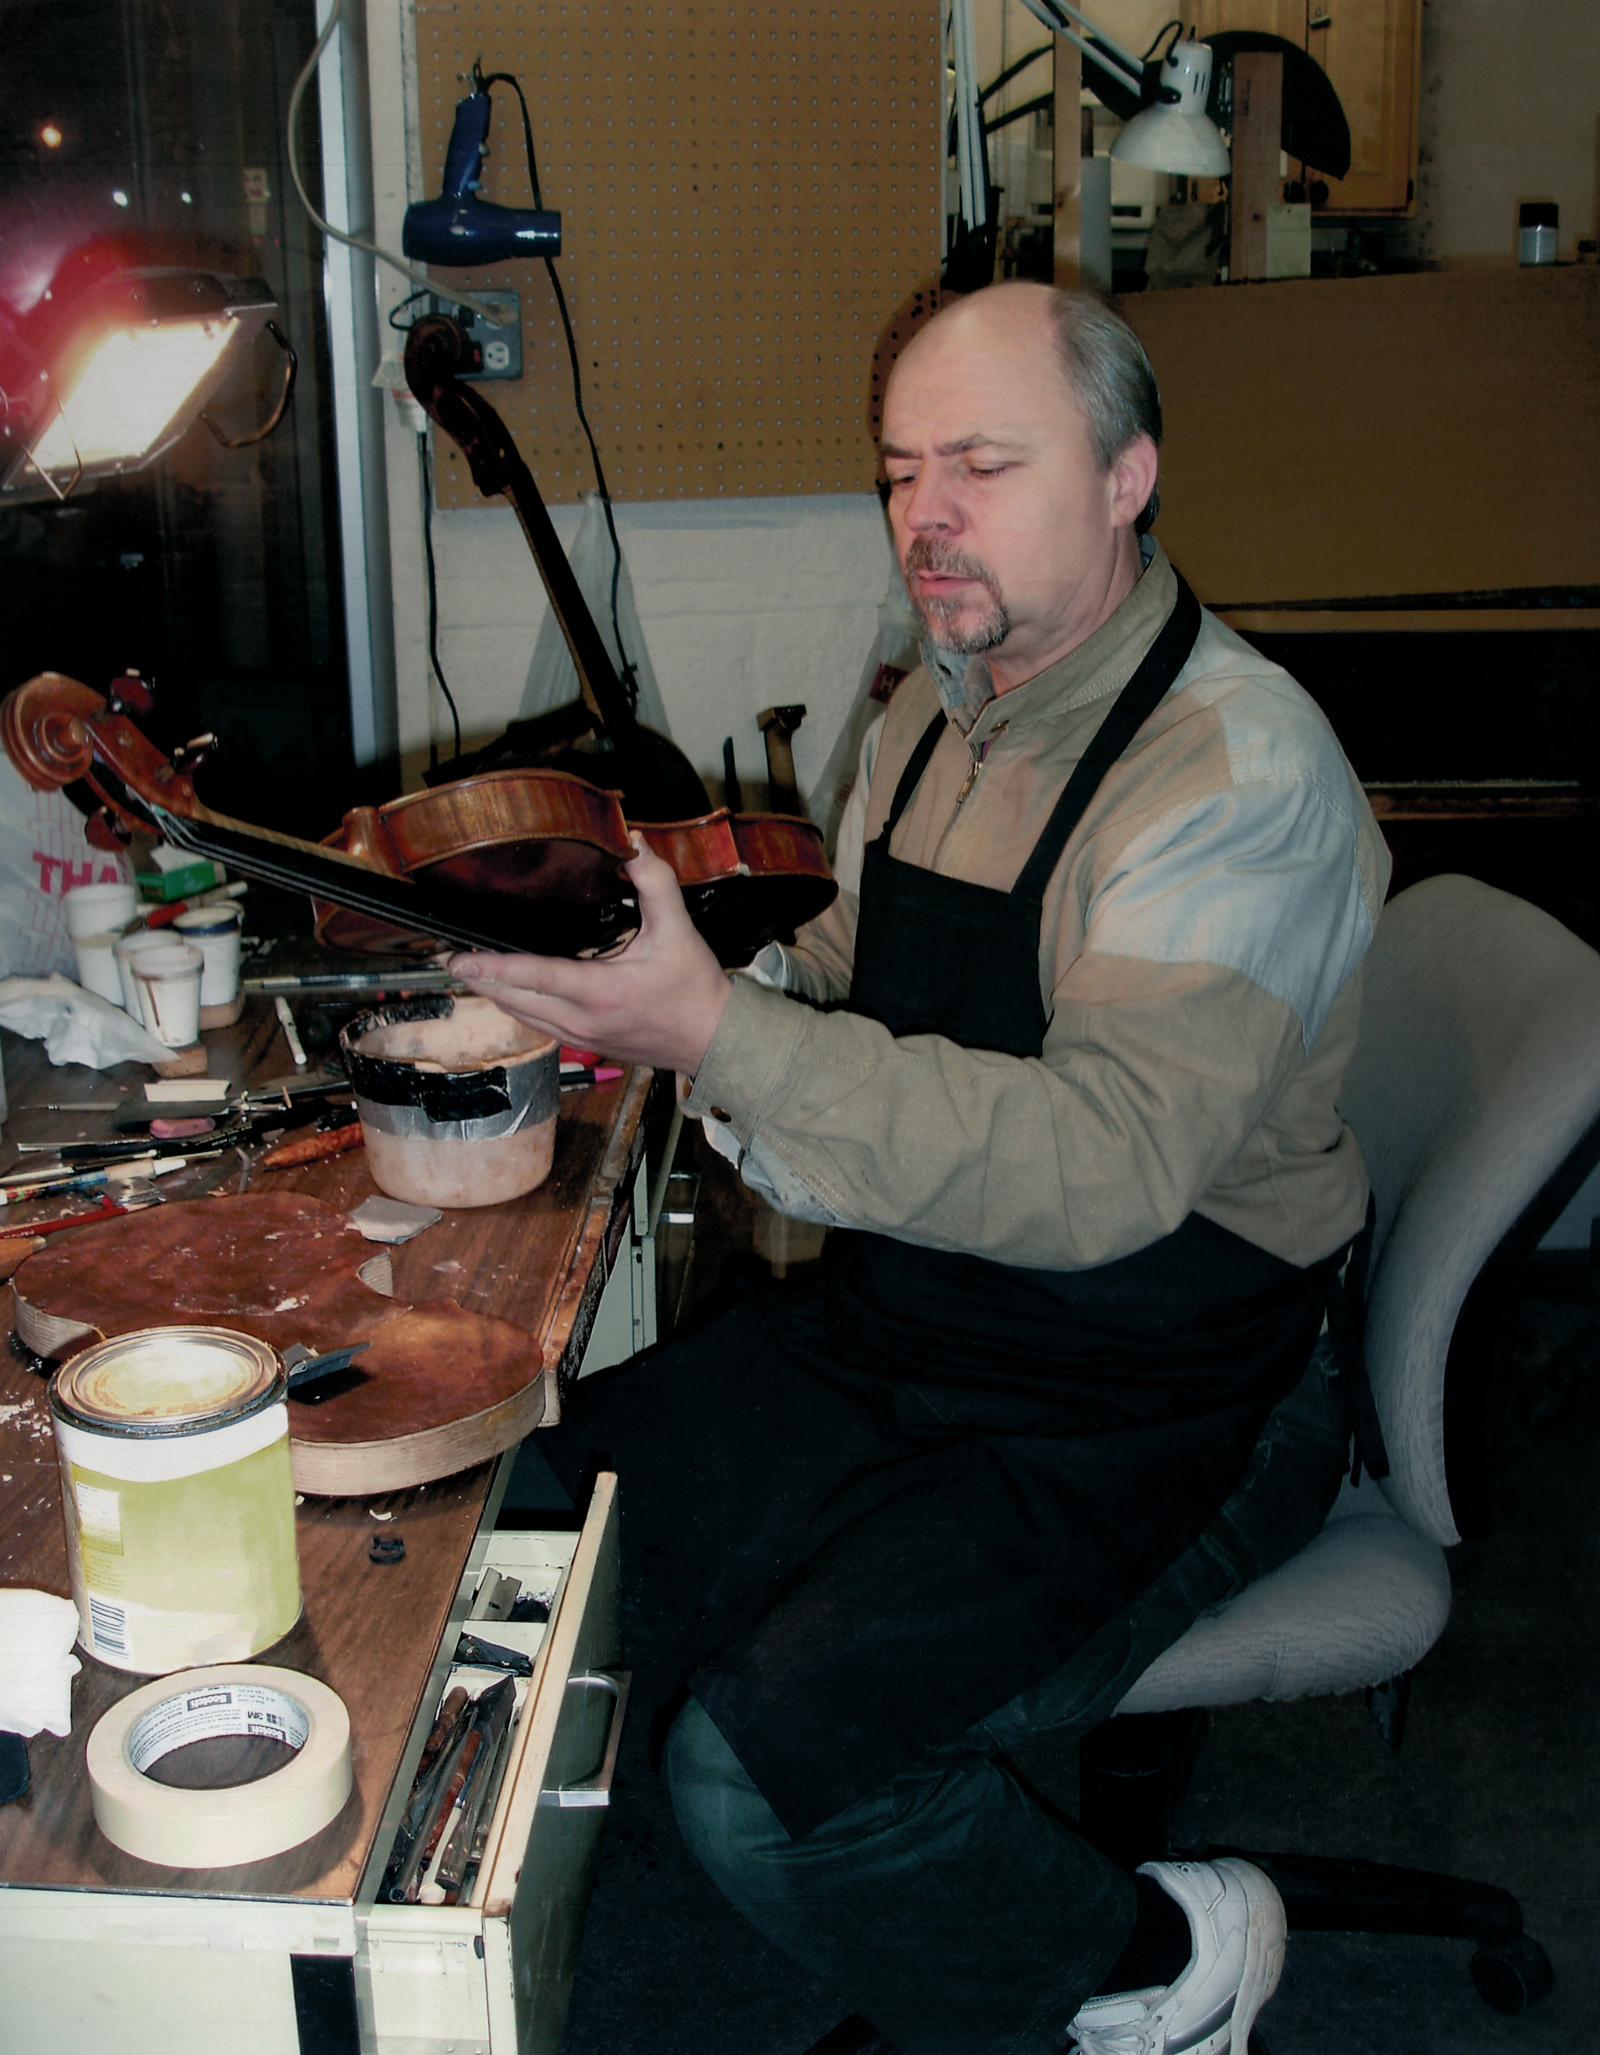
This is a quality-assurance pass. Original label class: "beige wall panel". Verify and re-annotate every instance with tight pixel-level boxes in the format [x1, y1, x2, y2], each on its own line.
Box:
[1124, 267, 1600, 605]
[414, 1, 943, 507]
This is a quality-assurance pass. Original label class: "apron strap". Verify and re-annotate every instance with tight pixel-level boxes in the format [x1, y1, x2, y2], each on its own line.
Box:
[874, 572, 1202, 895]
[1012, 572, 1204, 904]
[1324, 1191, 1391, 1483]
[882, 710, 950, 839]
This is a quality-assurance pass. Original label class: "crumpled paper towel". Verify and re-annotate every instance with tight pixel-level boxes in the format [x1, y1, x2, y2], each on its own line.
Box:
[0, 972, 173, 1069]
[0, 1589, 82, 1738]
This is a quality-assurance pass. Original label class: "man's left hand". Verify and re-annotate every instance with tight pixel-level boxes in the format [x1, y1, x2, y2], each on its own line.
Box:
[447, 837, 732, 1076]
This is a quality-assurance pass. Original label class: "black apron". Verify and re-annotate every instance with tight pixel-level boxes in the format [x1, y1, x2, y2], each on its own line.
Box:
[691, 575, 1339, 1836]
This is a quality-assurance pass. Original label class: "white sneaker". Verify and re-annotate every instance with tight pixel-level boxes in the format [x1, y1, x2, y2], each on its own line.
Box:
[1067, 1858, 1287, 2055]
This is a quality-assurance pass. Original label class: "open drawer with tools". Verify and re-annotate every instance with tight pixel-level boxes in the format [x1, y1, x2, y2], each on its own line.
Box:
[355, 1471, 623, 2055]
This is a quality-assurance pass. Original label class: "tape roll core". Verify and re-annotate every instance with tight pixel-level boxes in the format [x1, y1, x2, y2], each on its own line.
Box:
[88, 1664, 352, 1868]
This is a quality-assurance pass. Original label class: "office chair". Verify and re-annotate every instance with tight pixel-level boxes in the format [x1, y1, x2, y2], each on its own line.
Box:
[807, 876, 1600, 2055]
[1076, 873, 1600, 2022]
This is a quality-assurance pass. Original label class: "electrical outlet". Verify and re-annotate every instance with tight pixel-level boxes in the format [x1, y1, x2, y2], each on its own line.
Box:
[427, 290, 522, 381]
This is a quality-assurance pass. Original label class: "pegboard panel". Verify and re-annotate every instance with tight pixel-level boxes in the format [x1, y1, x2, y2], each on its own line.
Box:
[414, 1, 943, 505]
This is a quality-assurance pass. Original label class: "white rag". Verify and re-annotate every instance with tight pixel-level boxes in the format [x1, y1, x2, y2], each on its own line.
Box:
[0, 1589, 82, 1738]
[0, 972, 173, 1068]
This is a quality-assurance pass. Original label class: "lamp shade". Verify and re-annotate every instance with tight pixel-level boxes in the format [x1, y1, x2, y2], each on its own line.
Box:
[0, 269, 276, 500]
[1110, 39, 1230, 178]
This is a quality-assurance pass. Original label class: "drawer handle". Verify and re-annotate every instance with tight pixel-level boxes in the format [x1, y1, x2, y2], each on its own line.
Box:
[539, 1669, 631, 1810]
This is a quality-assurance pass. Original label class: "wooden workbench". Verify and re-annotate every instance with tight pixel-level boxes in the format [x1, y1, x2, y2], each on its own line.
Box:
[0, 1002, 649, 1916]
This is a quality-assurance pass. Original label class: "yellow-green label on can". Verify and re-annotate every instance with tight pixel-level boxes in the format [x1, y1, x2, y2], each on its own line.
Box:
[50, 1328, 302, 1675]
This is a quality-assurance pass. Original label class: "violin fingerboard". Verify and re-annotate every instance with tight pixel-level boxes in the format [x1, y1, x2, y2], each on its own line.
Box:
[153, 808, 637, 959]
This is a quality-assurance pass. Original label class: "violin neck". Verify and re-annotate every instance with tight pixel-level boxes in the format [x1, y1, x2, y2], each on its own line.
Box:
[504, 482, 641, 746]
[152, 806, 534, 955]
[430, 377, 642, 749]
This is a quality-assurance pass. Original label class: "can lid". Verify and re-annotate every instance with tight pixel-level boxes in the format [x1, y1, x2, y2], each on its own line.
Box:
[1520, 201, 1559, 227]
[173, 905, 242, 933]
[52, 1327, 282, 1436]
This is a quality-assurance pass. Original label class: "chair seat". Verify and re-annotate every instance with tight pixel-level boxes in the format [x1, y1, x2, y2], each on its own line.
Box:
[1117, 1481, 1452, 1714]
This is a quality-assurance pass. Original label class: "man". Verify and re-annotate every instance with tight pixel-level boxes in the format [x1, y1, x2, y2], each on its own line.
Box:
[449, 282, 1389, 2054]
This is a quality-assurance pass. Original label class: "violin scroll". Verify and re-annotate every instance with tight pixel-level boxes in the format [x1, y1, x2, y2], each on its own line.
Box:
[1, 672, 205, 841]
[0, 673, 106, 793]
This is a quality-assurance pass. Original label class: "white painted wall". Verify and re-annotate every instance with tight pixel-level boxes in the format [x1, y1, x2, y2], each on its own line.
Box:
[1408, 0, 1600, 262]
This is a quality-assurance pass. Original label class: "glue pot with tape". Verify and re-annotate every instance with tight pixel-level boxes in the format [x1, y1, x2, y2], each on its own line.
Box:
[50, 1327, 301, 1675]
[88, 1663, 352, 1867]
[341, 993, 559, 1209]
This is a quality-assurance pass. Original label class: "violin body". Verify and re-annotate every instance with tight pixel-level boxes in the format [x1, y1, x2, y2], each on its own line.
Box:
[1, 673, 835, 965]
[319, 763, 835, 963]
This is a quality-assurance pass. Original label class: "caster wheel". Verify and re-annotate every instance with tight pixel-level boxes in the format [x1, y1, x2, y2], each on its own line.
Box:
[1470, 1934, 1554, 2014]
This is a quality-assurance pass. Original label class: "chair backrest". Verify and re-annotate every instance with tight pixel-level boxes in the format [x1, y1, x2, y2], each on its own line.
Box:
[1339, 875, 1600, 1547]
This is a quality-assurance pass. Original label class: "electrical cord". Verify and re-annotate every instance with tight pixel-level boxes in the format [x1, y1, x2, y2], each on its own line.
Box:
[476, 62, 640, 714]
[418, 431, 462, 765]
[201, 320, 298, 448]
[984, 93, 1056, 138]
[387, 288, 434, 333]
[977, 44, 1053, 106]
[286, 0, 514, 330]
[1141, 19, 1184, 61]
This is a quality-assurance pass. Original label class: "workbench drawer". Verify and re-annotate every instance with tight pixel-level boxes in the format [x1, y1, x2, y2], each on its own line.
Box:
[356, 1472, 622, 2055]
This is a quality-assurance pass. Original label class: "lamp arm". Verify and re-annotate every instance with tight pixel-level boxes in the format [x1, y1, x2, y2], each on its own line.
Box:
[1011, 0, 1145, 99]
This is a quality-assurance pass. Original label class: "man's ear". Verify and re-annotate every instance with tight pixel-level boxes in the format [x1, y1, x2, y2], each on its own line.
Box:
[1107, 435, 1159, 532]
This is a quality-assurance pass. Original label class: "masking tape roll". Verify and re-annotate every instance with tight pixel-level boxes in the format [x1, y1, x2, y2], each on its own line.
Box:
[87, 1664, 352, 1868]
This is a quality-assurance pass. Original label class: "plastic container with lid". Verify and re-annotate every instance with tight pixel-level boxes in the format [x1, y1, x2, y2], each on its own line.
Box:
[50, 1327, 301, 1675]
[1519, 201, 1558, 265]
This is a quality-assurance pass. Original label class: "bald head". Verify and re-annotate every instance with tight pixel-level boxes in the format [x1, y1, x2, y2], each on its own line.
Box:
[880, 286, 1164, 691]
[890, 283, 1162, 514]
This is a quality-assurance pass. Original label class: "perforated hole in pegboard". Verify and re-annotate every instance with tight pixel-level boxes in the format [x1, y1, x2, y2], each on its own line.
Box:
[416, 2, 943, 506]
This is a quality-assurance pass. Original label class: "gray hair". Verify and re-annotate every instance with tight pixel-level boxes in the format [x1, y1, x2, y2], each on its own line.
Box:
[1047, 290, 1163, 534]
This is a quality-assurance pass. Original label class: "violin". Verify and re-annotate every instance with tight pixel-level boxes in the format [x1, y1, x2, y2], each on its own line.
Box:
[0, 671, 835, 965]
[2, 311, 838, 964]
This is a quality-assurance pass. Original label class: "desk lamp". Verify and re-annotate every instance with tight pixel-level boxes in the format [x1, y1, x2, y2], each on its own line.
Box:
[0, 255, 287, 504]
[1013, 3, 1231, 177]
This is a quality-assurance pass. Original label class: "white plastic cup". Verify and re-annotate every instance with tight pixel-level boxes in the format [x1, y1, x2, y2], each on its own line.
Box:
[72, 931, 128, 1008]
[173, 904, 243, 1007]
[64, 880, 138, 940]
[113, 928, 172, 1016]
[130, 941, 203, 1047]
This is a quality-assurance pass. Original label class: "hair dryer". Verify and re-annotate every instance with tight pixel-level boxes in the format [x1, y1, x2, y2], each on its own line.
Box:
[402, 90, 561, 266]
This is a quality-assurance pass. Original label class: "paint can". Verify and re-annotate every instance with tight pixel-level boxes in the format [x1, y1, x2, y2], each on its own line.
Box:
[50, 1327, 301, 1675]
[341, 994, 560, 1209]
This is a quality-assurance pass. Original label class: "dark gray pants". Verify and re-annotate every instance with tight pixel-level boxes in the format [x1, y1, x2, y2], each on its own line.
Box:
[661, 1338, 1350, 2055]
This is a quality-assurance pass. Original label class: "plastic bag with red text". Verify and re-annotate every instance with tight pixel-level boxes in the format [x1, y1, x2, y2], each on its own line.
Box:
[0, 753, 133, 978]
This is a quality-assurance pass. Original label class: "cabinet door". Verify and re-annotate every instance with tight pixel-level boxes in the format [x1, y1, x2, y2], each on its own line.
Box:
[1307, 0, 1422, 213]
[1192, 1, 1421, 216]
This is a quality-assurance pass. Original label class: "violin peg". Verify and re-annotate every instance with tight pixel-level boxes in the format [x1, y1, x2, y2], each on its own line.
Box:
[86, 806, 132, 852]
[107, 669, 155, 718]
[171, 731, 218, 775]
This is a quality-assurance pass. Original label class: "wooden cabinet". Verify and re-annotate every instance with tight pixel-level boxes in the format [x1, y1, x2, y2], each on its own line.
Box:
[1308, 0, 1422, 213]
[1192, 0, 1423, 215]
